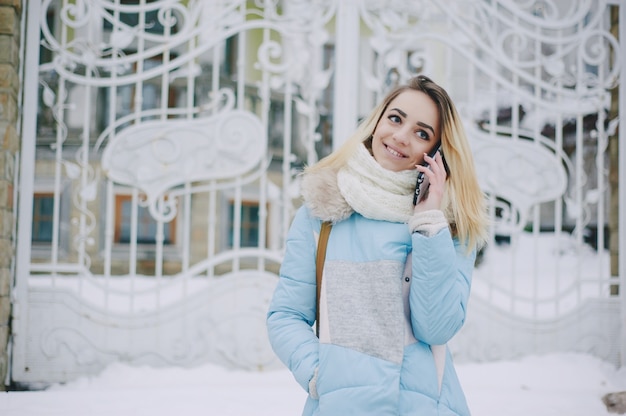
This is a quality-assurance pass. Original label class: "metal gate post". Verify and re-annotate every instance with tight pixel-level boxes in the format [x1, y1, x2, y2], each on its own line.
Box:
[332, 0, 359, 151]
[12, 0, 42, 383]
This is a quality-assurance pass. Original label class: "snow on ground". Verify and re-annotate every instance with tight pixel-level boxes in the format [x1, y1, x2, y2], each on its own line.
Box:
[5, 233, 622, 415]
[1, 352, 624, 416]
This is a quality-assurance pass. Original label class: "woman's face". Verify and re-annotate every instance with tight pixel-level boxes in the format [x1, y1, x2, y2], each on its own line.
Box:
[371, 90, 440, 172]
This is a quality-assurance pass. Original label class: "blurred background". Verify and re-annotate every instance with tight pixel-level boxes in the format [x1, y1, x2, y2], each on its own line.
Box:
[0, 0, 623, 391]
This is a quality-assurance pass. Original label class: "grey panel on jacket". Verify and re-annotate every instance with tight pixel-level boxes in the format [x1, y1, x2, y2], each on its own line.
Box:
[324, 259, 405, 364]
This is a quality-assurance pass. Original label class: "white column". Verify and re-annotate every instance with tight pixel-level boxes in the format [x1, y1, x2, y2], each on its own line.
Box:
[332, 0, 360, 151]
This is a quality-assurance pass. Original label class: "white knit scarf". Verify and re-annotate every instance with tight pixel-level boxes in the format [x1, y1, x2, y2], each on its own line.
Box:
[337, 143, 417, 223]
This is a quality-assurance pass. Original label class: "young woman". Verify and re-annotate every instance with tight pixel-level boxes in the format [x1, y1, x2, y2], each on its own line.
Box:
[266, 75, 488, 415]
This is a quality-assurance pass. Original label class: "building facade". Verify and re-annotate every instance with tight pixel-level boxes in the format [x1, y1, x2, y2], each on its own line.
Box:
[0, 0, 21, 390]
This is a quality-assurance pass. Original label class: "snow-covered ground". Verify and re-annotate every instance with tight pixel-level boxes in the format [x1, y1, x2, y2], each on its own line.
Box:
[4, 232, 622, 415]
[1, 352, 624, 416]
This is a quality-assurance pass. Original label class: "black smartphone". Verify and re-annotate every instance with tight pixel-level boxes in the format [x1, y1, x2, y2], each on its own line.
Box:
[413, 142, 441, 206]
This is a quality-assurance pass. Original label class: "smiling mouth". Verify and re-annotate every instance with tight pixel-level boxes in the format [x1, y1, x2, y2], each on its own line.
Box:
[385, 144, 406, 158]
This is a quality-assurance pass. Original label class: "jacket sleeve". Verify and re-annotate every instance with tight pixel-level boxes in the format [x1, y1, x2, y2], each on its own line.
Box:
[409, 227, 476, 345]
[266, 206, 319, 392]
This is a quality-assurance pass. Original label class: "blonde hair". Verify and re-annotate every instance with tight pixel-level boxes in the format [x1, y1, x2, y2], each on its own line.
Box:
[306, 75, 489, 249]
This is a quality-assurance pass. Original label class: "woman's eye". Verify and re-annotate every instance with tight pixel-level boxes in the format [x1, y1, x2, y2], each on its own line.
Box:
[416, 130, 429, 140]
[389, 115, 401, 123]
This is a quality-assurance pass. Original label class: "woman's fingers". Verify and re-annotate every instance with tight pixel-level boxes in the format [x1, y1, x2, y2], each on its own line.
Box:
[419, 151, 446, 185]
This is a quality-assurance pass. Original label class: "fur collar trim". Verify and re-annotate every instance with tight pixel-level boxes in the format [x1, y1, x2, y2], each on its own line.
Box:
[300, 166, 354, 223]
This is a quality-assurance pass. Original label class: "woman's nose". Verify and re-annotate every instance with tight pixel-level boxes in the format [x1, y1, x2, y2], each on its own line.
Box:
[393, 127, 411, 144]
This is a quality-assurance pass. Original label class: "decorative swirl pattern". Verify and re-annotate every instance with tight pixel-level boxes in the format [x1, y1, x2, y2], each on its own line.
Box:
[468, 124, 569, 233]
[359, 0, 619, 97]
[101, 105, 267, 222]
[36, 271, 282, 371]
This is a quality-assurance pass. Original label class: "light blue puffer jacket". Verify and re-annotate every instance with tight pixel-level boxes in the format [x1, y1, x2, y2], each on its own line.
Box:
[267, 204, 476, 415]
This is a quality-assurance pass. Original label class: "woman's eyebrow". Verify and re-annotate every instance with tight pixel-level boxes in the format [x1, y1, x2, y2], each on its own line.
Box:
[417, 121, 435, 135]
[390, 107, 435, 135]
[391, 107, 408, 118]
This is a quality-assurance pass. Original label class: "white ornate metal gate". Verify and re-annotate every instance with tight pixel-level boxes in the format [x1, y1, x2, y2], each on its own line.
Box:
[13, 0, 624, 385]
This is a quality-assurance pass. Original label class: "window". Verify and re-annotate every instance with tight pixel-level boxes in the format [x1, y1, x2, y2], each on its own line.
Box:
[32, 193, 54, 243]
[114, 195, 176, 245]
[30, 183, 71, 259]
[102, 0, 179, 35]
[227, 201, 260, 248]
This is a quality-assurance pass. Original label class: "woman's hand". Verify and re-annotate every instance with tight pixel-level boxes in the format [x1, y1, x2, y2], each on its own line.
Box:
[414, 151, 447, 213]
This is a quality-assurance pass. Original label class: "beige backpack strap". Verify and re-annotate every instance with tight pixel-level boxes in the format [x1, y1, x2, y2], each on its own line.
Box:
[316, 221, 332, 336]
